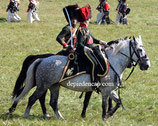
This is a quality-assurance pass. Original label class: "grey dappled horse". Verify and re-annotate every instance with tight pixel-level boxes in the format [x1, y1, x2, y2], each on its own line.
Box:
[12, 35, 150, 120]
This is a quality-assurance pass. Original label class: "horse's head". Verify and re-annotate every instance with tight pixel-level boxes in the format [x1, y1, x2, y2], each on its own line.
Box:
[130, 35, 150, 70]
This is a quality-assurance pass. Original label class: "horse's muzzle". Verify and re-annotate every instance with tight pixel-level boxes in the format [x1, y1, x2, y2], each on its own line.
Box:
[139, 60, 150, 70]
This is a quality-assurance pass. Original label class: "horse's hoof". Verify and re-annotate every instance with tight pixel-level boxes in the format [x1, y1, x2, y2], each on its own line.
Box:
[81, 114, 86, 118]
[58, 117, 65, 121]
[44, 113, 51, 118]
[60, 117, 65, 120]
[102, 115, 110, 121]
[6, 112, 12, 115]
[24, 113, 30, 119]
[107, 111, 114, 117]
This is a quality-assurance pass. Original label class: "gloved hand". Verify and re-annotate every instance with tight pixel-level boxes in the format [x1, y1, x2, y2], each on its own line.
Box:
[64, 44, 69, 48]
[84, 46, 93, 52]
[62, 42, 68, 48]
[99, 40, 108, 47]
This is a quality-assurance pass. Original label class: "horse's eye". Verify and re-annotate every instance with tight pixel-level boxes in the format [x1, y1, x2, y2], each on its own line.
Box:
[138, 49, 142, 52]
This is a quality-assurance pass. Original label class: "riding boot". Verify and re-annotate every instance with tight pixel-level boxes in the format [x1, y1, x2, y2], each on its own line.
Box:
[84, 50, 99, 92]
[93, 46, 107, 76]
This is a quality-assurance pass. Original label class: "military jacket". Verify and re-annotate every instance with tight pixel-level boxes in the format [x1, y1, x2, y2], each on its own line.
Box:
[56, 25, 77, 47]
[76, 26, 100, 53]
[7, 1, 19, 13]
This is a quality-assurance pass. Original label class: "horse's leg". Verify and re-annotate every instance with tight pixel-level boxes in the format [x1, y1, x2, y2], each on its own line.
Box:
[38, 90, 50, 117]
[101, 89, 110, 120]
[49, 84, 64, 120]
[8, 87, 25, 114]
[107, 98, 113, 113]
[102, 96, 109, 120]
[107, 90, 121, 117]
[80, 91, 112, 118]
[81, 91, 92, 118]
[8, 102, 17, 114]
[24, 88, 47, 118]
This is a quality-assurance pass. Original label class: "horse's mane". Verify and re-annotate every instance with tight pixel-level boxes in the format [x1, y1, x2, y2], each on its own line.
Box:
[107, 37, 130, 54]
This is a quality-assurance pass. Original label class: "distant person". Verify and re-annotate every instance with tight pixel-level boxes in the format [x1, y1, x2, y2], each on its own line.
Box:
[27, 0, 40, 23]
[96, 0, 110, 24]
[56, 4, 79, 56]
[116, 0, 130, 24]
[6, 0, 21, 22]
[116, 0, 122, 11]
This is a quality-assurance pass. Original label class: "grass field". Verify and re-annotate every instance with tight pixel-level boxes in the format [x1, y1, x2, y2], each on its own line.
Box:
[0, 0, 158, 125]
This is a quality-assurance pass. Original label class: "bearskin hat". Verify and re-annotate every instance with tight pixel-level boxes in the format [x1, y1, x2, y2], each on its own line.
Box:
[77, 4, 92, 22]
[63, 4, 80, 23]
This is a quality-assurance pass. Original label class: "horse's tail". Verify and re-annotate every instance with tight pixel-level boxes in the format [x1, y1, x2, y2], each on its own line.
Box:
[12, 54, 54, 98]
[12, 58, 42, 102]
[12, 55, 39, 98]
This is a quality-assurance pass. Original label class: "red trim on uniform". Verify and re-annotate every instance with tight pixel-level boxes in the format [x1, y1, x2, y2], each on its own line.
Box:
[88, 36, 93, 44]
[80, 22, 87, 28]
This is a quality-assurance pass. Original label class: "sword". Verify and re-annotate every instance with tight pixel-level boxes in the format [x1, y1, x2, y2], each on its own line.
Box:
[64, 8, 73, 48]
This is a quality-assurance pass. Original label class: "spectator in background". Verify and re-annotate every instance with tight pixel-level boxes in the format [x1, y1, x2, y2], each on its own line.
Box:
[96, 0, 110, 24]
[6, 0, 21, 22]
[27, 0, 40, 23]
[116, 0, 130, 24]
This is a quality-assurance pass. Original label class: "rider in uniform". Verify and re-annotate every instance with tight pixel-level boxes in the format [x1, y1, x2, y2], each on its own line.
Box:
[56, 4, 79, 56]
[75, 5, 108, 85]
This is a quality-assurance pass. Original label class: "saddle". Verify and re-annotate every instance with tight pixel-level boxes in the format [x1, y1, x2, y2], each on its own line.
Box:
[59, 46, 109, 83]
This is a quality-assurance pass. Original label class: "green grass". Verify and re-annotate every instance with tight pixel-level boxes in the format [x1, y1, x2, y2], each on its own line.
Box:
[0, 0, 158, 125]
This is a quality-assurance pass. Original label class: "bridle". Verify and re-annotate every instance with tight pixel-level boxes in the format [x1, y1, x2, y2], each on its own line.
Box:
[102, 37, 149, 109]
[103, 37, 149, 85]
[119, 37, 148, 80]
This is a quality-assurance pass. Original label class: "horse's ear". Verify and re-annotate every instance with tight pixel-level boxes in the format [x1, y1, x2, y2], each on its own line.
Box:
[133, 36, 136, 41]
[124, 36, 128, 40]
[138, 35, 142, 40]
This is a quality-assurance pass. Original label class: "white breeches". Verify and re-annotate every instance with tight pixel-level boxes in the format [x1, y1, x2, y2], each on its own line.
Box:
[96, 12, 104, 24]
[116, 13, 128, 24]
[27, 10, 40, 23]
[7, 11, 21, 22]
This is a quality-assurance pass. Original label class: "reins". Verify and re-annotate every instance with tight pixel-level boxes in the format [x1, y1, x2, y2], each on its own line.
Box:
[107, 60, 126, 110]
[119, 40, 140, 81]
[104, 38, 143, 110]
